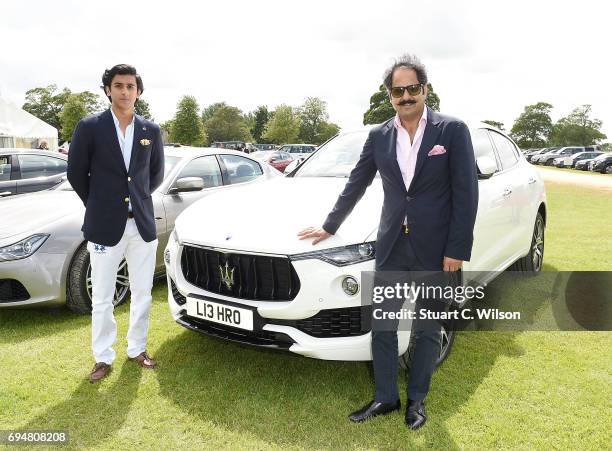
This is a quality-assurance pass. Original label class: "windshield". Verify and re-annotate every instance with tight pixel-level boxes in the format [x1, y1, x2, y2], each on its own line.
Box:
[53, 155, 182, 191]
[295, 130, 370, 178]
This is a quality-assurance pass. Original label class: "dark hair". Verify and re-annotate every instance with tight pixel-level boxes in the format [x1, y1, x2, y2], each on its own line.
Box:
[383, 54, 428, 91]
[101, 64, 144, 102]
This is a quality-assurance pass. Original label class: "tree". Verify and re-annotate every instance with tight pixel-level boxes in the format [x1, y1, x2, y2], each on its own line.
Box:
[60, 94, 88, 141]
[203, 104, 252, 144]
[22, 85, 70, 131]
[549, 105, 606, 146]
[23, 85, 105, 140]
[170, 96, 206, 146]
[509, 102, 554, 148]
[425, 84, 440, 112]
[76, 91, 105, 115]
[250, 105, 271, 143]
[298, 97, 328, 143]
[363, 83, 440, 125]
[263, 105, 301, 144]
[135, 98, 152, 119]
[318, 121, 341, 143]
[202, 102, 227, 123]
[482, 120, 505, 131]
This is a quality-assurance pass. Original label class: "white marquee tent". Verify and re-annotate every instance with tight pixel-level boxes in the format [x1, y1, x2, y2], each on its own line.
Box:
[0, 97, 58, 150]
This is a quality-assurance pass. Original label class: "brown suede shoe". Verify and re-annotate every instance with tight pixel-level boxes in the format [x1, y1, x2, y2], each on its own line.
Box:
[89, 362, 112, 383]
[128, 351, 156, 369]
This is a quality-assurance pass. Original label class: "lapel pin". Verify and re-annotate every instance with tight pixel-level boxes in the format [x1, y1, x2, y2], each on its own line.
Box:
[140, 139, 151, 146]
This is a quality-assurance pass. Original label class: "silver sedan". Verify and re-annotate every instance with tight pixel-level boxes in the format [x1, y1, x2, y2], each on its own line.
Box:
[0, 147, 280, 313]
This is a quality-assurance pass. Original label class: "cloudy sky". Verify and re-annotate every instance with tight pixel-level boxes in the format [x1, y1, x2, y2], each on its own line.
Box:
[2, 0, 610, 140]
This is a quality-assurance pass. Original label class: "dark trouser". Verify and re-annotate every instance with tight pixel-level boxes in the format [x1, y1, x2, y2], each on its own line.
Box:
[372, 233, 444, 403]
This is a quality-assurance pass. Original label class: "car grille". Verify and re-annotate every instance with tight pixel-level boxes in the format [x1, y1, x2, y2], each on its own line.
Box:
[0, 279, 30, 303]
[181, 245, 300, 301]
[177, 314, 295, 349]
[274, 306, 371, 338]
[170, 279, 186, 306]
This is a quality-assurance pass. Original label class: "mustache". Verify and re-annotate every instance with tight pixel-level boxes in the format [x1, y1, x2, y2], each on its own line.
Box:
[399, 99, 417, 106]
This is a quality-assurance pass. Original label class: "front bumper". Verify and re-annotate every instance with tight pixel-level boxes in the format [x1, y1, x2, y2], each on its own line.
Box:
[0, 252, 68, 307]
[164, 240, 410, 361]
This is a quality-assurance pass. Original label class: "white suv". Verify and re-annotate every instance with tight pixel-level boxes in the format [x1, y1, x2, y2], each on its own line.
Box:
[165, 124, 546, 364]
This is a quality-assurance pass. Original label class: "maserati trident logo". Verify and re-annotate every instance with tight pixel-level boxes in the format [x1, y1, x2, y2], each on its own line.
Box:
[219, 260, 235, 290]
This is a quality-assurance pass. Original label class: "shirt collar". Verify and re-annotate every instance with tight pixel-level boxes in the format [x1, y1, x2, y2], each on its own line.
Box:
[394, 105, 428, 130]
[110, 107, 135, 128]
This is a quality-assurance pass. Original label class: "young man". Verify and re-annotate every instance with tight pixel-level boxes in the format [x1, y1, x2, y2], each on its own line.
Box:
[67, 64, 164, 383]
[298, 54, 478, 429]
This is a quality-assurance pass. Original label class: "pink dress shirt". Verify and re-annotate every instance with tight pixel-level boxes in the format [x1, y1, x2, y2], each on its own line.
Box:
[394, 106, 428, 192]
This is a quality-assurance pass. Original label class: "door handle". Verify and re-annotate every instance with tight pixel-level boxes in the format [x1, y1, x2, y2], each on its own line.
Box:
[527, 177, 536, 184]
[503, 188, 512, 197]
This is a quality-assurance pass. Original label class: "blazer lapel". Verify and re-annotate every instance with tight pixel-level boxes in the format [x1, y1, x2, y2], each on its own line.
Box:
[408, 107, 441, 194]
[102, 109, 128, 174]
[382, 119, 405, 188]
[129, 115, 145, 175]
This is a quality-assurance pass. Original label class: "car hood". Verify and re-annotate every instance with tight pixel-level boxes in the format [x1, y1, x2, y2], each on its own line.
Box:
[175, 177, 383, 255]
[0, 190, 83, 241]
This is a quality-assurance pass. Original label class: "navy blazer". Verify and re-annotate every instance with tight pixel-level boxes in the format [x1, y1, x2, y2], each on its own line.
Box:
[323, 107, 478, 270]
[67, 109, 164, 246]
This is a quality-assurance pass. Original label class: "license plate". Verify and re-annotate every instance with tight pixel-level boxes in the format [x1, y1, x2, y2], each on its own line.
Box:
[186, 297, 254, 331]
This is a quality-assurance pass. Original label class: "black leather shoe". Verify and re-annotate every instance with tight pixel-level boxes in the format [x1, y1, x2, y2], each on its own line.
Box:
[405, 399, 427, 430]
[348, 399, 401, 423]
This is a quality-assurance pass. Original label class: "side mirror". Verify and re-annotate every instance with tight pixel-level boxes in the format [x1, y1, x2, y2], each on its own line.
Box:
[476, 156, 497, 179]
[169, 177, 205, 194]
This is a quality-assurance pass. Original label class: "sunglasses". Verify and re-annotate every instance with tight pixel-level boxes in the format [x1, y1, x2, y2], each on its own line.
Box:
[390, 84, 423, 98]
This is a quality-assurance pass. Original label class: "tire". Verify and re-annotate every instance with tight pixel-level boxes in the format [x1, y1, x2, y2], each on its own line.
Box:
[399, 317, 456, 371]
[66, 242, 130, 314]
[509, 211, 545, 273]
[604, 164, 612, 174]
[545, 158, 554, 166]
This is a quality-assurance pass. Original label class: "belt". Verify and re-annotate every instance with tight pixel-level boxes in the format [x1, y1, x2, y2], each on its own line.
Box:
[128, 211, 134, 219]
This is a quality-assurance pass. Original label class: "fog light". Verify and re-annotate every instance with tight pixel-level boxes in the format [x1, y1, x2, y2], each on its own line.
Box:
[164, 249, 171, 264]
[342, 276, 359, 296]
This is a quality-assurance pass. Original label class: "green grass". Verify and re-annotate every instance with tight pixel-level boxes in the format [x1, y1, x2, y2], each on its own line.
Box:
[1, 182, 611, 450]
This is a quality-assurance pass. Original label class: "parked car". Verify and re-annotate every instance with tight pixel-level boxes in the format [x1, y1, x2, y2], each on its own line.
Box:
[0, 147, 280, 312]
[534, 147, 584, 165]
[554, 151, 603, 168]
[165, 123, 547, 366]
[211, 141, 258, 153]
[591, 153, 612, 173]
[584, 153, 610, 171]
[0, 149, 68, 197]
[58, 142, 70, 155]
[576, 155, 599, 170]
[278, 144, 318, 162]
[527, 148, 557, 163]
[253, 144, 277, 151]
[250, 150, 294, 172]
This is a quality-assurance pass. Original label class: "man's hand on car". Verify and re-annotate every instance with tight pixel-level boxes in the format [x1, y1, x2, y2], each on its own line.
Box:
[297, 227, 331, 245]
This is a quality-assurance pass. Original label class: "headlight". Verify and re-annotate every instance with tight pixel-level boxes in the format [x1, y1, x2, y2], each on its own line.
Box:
[0, 234, 49, 261]
[291, 242, 375, 267]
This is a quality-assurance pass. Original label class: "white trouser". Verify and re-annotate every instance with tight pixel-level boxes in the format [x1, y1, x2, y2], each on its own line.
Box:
[87, 219, 158, 364]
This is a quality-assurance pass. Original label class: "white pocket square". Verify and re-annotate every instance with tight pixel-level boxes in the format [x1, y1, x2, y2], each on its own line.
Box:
[428, 145, 446, 156]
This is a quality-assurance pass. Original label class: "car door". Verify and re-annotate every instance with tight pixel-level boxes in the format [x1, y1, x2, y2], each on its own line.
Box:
[489, 130, 531, 264]
[468, 129, 512, 271]
[15, 154, 67, 194]
[218, 154, 264, 184]
[0, 154, 17, 197]
[161, 155, 225, 265]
